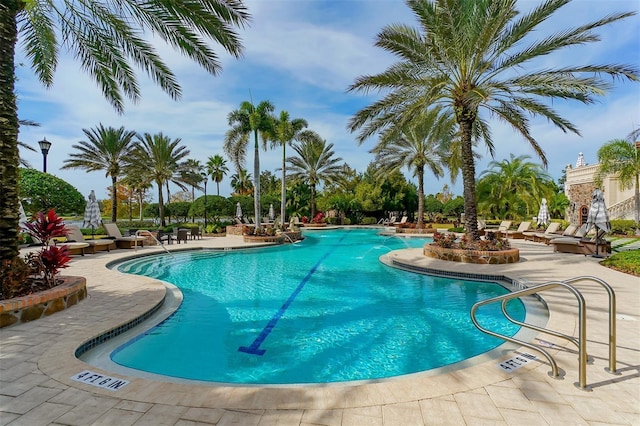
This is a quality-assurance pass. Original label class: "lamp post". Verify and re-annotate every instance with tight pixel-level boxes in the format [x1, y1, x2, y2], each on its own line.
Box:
[38, 138, 52, 173]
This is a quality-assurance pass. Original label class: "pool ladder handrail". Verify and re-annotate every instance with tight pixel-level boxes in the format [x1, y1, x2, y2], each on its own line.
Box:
[135, 230, 174, 256]
[470, 276, 616, 391]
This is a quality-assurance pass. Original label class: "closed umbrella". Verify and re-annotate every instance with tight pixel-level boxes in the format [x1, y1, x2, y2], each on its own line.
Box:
[18, 201, 28, 231]
[269, 204, 275, 221]
[82, 190, 102, 239]
[585, 189, 611, 257]
[236, 202, 243, 219]
[536, 198, 550, 227]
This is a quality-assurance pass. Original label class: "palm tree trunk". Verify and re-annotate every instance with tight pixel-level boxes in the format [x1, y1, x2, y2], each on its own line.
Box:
[281, 144, 286, 226]
[310, 183, 317, 218]
[459, 116, 480, 240]
[138, 190, 144, 221]
[253, 130, 261, 230]
[635, 174, 639, 235]
[158, 181, 166, 227]
[111, 176, 118, 222]
[0, 2, 20, 262]
[216, 181, 220, 196]
[417, 166, 424, 228]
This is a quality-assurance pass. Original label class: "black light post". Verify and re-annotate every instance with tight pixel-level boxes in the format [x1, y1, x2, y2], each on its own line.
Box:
[203, 176, 208, 231]
[38, 138, 52, 173]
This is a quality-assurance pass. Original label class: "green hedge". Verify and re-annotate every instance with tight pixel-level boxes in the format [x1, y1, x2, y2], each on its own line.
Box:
[361, 217, 378, 225]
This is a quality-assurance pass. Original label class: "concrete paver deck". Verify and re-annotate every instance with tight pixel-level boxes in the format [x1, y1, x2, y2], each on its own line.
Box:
[1, 231, 638, 425]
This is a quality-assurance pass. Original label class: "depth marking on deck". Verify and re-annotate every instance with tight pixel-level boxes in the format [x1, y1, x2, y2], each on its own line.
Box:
[497, 352, 537, 372]
[238, 231, 350, 355]
[71, 370, 130, 391]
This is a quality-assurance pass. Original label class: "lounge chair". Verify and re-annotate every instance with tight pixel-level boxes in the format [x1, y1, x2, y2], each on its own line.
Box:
[523, 222, 561, 243]
[65, 225, 116, 253]
[103, 223, 146, 249]
[393, 216, 408, 226]
[384, 216, 397, 226]
[477, 219, 487, 236]
[493, 220, 512, 237]
[550, 228, 611, 255]
[543, 224, 579, 243]
[504, 221, 531, 239]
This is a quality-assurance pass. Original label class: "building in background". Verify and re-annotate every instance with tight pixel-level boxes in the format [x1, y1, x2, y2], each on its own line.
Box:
[564, 149, 638, 225]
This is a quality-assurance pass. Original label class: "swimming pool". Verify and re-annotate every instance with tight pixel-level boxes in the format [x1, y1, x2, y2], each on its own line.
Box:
[111, 228, 525, 384]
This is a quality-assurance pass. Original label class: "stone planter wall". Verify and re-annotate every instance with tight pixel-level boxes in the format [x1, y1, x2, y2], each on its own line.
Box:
[395, 227, 437, 234]
[301, 223, 326, 228]
[226, 225, 244, 236]
[0, 276, 87, 328]
[243, 235, 285, 244]
[424, 244, 519, 264]
[281, 231, 303, 242]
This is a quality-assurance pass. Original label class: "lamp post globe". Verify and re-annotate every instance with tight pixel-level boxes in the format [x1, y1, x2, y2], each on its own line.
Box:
[38, 138, 52, 173]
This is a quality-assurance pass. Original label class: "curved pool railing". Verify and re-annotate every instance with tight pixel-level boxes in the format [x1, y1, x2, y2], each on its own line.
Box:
[471, 276, 617, 392]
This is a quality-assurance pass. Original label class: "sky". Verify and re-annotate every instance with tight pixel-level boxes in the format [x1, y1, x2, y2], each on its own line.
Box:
[14, 0, 640, 204]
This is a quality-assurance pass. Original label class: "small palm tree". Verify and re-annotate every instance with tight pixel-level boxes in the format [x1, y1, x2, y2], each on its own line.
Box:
[595, 138, 640, 233]
[130, 133, 190, 227]
[371, 109, 453, 228]
[348, 0, 638, 240]
[62, 124, 137, 222]
[181, 159, 205, 203]
[230, 169, 253, 196]
[206, 154, 229, 196]
[268, 110, 310, 224]
[225, 100, 275, 228]
[476, 154, 554, 220]
[287, 138, 344, 218]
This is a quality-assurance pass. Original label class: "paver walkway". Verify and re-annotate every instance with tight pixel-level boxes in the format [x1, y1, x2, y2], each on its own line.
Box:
[1, 232, 638, 425]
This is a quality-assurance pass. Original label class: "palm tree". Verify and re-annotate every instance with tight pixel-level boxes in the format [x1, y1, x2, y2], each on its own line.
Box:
[371, 109, 453, 228]
[62, 124, 137, 222]
[181, 159, 205, 203]
[1, 1, 249, 263]
[476, 154, 554, 220]
[348, 0, 638, 240]
[206, 154, 229, 196]
[130, 133, 189, 227]
[595, 138, 640, 233]
[120, 172, 153, 221]
[267, 110, 311, 225]
[224, 100, 275, 228]
[230, 169, 253, 196]
[287, 138, 343, 218]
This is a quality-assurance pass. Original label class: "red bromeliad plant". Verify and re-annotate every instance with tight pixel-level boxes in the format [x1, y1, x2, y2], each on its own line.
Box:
[312, 212, 324, 224]
[22, 209, 72, 288]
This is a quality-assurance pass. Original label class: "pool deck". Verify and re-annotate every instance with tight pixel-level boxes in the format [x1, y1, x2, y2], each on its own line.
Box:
[1, 232, 638, 425]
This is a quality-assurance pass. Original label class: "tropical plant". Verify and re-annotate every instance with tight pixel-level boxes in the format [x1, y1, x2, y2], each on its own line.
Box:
[267, 110, 315, 224]
[120, 172, 153, 221]
[230, 169, 254, 196]
[224, 100, 275, 230]
[287, 138, 343, 217]
[476, 154, 554, 220]
[348, 0, 638, 240]
[595, 138, 640, 233]
[371, 109, 452, 228]
[61, 124, 136, 222]
[206, 154, 229, 196]
[1, 0, 249, 264]
[129, 133, 190, 227]
[19, 168, 85, 215]
[181, 159, 205, 201]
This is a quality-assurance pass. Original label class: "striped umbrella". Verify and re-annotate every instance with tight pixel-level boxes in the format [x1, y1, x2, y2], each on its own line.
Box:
[585, 189, 610, 257]
[236, 202, 242, 219]
[19, 201, 28, 231]
[536, 198, 550, 227]
[82, 190, 102, 239]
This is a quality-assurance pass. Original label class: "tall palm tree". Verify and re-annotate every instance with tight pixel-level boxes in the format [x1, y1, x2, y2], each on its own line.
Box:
[476, 154, 554, 220]
[1, 1, 248, 263]
[120, 172, 153, 221]
[224, 100, 275, 228]
[181, 159, 205, 203]
[62, 124, 137, 222]
[287, 138, 343, 218]
[371, 109, 452, 228]
[267, 110, 314, 225]
[595, 138, 640, 233]
[206, 154, 229, 196]
[348, 0, 638, 240]
[230, 169, 253, 196]
[130, 133, 189, 227]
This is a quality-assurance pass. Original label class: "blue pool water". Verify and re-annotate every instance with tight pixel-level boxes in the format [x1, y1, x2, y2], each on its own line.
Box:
[113, 228, 524, 384]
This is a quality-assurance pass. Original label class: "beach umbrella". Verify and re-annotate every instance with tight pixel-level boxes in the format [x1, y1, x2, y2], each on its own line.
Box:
[536, 198, 550, 227]
[236, 202, 242, 219]
[82, 190, 102, 239]
[585, 189, 611, 257]
[18, 201, 28, 231]
[269, 204, 275, 221]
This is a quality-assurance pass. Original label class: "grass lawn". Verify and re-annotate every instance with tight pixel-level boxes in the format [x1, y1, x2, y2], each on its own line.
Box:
[601, 249, 640, 276]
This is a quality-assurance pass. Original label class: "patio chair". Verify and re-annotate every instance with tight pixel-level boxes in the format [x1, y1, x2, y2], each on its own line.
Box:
[384, 216, 397, 226]
[523, 222, 561, 243]
[189, 226, 202, 240]
[504, 221, 531, 239]
[65, 225, 116, 253]
[494, 220, 512, 238]
[393, 216, 408, 226]
[103, 223, 146, 249]
[477, 219, 487, 236]
[176, 228, 189, 244]
[543, 224, 578, 243]
[550, 228, 610, 255]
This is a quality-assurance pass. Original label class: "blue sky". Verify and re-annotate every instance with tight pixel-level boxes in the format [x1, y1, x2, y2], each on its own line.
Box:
[15, 0, 640, 204]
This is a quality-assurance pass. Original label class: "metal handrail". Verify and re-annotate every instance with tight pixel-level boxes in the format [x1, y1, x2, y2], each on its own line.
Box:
[136, 230, 173, 256]
[471, 276, 618, 391]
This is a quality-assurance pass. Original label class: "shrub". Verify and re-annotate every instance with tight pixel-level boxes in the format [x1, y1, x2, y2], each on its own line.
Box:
[432, 230, 510, 251]
[610, 220, 637, 236]
[343, 218, 351, 225]
[361, 217, 377, 225]
[0, 257, 32, 299]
